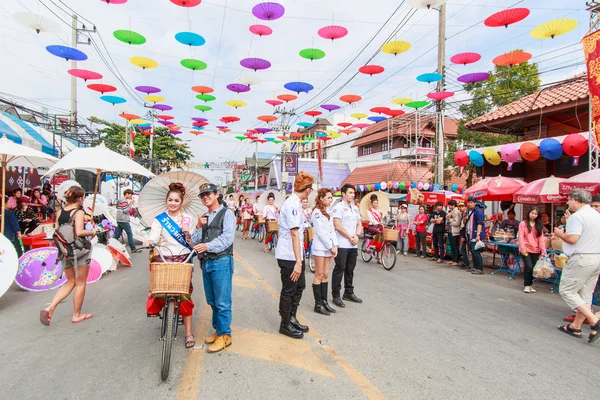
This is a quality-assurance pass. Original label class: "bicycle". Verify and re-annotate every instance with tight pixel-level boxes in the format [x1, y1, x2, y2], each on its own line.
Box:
[257, 223, 265, 242]
[265, 230, 278, 251]
[251, 219, 261, 240]
[360, 233, 397, 270]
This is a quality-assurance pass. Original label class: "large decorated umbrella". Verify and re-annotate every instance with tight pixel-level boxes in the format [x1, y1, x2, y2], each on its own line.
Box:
[277, 94, 297, 102]
[13, 12, 61, 34]
[321, 104, 340, 112]
[340, 94, 361, 104]
[101, 95, 126, 105]
[0, 234, 18, 298]
[227, 83, 250, 93]
[463, 176, 526, 201]
[457, 72, 490, 84]
[130, 56, 158, 70]
[46, 45, 87, 61]
[266, 99, 283, 106]
[83, 194, 109, 216]
[450, 52, 481, 65]
[284, 82, 314, 94]
[191, 85, 214, 94]
[108, 238, 132, 267]
[492, 51, 532, 67]
[559, 169, 600, 195]
[391, 97, 412, 105]
[513, 176, 567, 204]
[92, 244, 117, 273]
[226, 100, 247, 109]
[359, 65, 384, 76]
[181, 59, 207, 71]
[87, 259, 103, 283]
[416, 72, 443, 83]
[138, 170, 209, 227]
[359, 191, 390, 221]
[240, 57, 271, 71]
[531, 19, 578, 39]
[252, 2, 285, 20]
[237, 75, 262, 87]
[484, 8, 530, 28]
[135, 85, 161, 94]
[15, 248, 67, 292]
[299, 48, 326, 61]
[249, 24, 272, 37]
[88, 83, 117, 94]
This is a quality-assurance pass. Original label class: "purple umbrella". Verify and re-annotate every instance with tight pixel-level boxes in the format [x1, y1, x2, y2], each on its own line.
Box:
[158, 120, 174, 126]
[252, 2, 285, 21]
[170, 130, 182, 135]
[216, 125, 228, 129]
[256, 127, 272, 133]
[192, 117, 208, 122]
[227, 83, 251, 93]
[135, 85, 161, 94]
[321, 104, 340, 112]
[16, 248, 67, 292]
[240, 57, 271, 71]
[153, 103, 173, 111]
[457, 72, 491, 84]
[140, 126, 152, 130]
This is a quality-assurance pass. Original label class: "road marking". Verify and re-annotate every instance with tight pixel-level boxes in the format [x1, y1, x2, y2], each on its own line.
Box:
[232, 276, 257, 289]
[234, 252, 388, 400]
[176, 303, 211, 400]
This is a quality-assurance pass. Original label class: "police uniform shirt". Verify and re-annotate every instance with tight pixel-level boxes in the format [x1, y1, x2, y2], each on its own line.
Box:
[332, 200, 360, 249]
[275, 192, 304, 261]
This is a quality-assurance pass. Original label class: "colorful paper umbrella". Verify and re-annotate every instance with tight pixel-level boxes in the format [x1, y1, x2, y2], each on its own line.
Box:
[305, 110, 322, 117]
[340, 129, 356, 134]
[130, 56, 158, 69]
[16, 248, 66, 292]
[562, 133, 588, 157]
[235, 136, 248, 141]
[101, 95, 126, 105]
[237, 75, 262, 86]
[484, 8, 530, 28]
[240, 57, 271, 71]
[492, 50, 532, 67]
[88, 83, 117, 94]
[277, 94, 297, 102]
[252, 2, 285, 20]
[135, 85, 161, 94]
[170, 0, 202, 7]
[193, 121, 208, 127]
[297, 122, 312, 128]
[221, 116, 240, 123]
[158, 120, 173, 126]
[427, 91, 454, 101]
[272, 140, 282, 144]
[170, 130, 182, 135]
[450, 52, 481, 65]
[158, 115, 174, 121]
[249, 24, 272, 37]
[350, 113, 367, 119]
[190, 130, 204, 136]
[417, 72, 443, 83]
[265, 137, 276, 142]
[13, 12, 61, 34]
[181, 59, 207, 71]
[299, 48, 326, 61]
[226, 100, 247, 108]
[218, 126, 229, 130]
[318, 25, 348, 41]
[46, 45, 87, 61]
[464, 176, 526, 201]
[192, 85, 214, 94]
[290, 132, 304, 138]
[191, 117, 207, 122]
[391, 97, 412, 105]
[284, 81, 314, 94]
[266, 99, 283, 106]
[144, 95, 165, 103]
[68, 69, 102, 81]
[531, 19, 577, 39]
[368, 116, 387, 123]
[405, 100, 430, 109]
[321, 137, 332, 141]
[196, 94, 216, 102]
[370, 107, 390, 114]
[469, 150, 484, 167]
[340, 94, 361, 104]
[353, 123, 370, 129]
[381, 40, 411, 56]
[195, 105, 212, 112]
[175, 32, 205, 46]
[256, 127, 272, 133]
[539, 138, 563, 160]
[338, 122, 353, 128]
[219, 128, 230, 133]
[457, 72, 490, 84]
[500, 143, 520, 165]
[359, 65, 384, 76]
[384, 109, 405, 117]
[130, 119, 147, 125]
[483, 148, 501, 165]
[321, 104, 340, 112]
[154, 104, 173, 111]
[113, 29, 146, 45]
[454, 150, 469, 167]
[227, 83, 250, 93]
[258, 115, 278, 123]
[247, 135, 259, 140]
[119, 113, 139, 120]
[315, 132, 328, 138]
[100, 0, 128, 3]
[519, 142, 540, 162]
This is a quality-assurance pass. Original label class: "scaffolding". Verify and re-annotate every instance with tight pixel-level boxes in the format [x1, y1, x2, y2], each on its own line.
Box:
[586, 1, 600, 170]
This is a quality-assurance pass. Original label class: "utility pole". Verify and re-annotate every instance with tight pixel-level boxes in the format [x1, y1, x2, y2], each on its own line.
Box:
[70, 15, 77, 137]
[254, 140, 259, 190]
[273, 106, 296, 192]
[435, 3, 446, 186]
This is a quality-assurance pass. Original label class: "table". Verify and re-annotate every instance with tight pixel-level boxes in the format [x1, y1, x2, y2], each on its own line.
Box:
[485, 241, 522, 279]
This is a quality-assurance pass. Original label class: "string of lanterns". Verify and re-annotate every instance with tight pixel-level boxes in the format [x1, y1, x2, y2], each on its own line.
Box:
[328, 182, 465, 194]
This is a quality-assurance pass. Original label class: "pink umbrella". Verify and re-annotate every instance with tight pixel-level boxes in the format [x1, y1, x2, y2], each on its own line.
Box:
[513, 176, 567, 204]
[464, 175, 526, 201]
[87, 259, 103, 283]
[559, 169, 600, 195]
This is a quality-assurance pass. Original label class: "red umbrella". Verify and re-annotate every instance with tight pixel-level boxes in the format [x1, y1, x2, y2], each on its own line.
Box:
[492, 51, 532, 67]
[463, 176, 526, 201]
[87, 83, 117, 94]
[449, 52, 481, 65]
[157, 114, 173, 120]
[220, 116, 240, 123]
[370, 107, 390, 114]
[513, 176, 567, 204]
[305, 110, 322, 117]
[359, 65, 384, 76]
[266, 99, 283, 106]
[384, 109, 405, 117]
[353, 123, 370, 129]
[193, 121, 208, 127]
[170, 0, 202, 7]
[337, 122, 353, 128]
[249, 24, 273, 37]
[68, 69, 103, 81]
[318, 25, 348, 41]
[340, 94, 361, 104]
[484, 8, 530, 28]
[559, 169, 600, 195]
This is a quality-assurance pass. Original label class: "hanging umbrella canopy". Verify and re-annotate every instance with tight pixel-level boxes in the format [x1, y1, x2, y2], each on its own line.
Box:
[193, 121, 208, 127]
[391, 97, 412, 105]
[531, 19, 578, 39]
[190, 130, 204, 135]
[359, 65, 384, 76]
[13, 12, 61, 34]
[559, 169, 600, 195]
[338, 122, 353, 128]
[405, 100, 430, 109]
[175, 31, 205, 46]
[385, 109, 405, 117]
[237, 75, 262, 86]
[195, 105, 212, 112]
[249, 24, 273, 37]
[284, 81, 314, 94]
[381, 40, 411, 56]
[318, 25, 348, 41]
[299, 48, 326, 61]
[119, 113, 139, 121]
[221, 116, 240, 123]
[170, 0, 202, 6]
[321, 104, 340, 112]
[340, 129, 356, 134]
[463, 176, 526, 201]
[192, 85, 214, 94]
[154, 104, 173, 111]
[191, 117, 207, 122]
[101, 95, 126, 105]
[450, 52, 481, 65]
[340, 94, 361, 104]
[305, 110, 322, 117]
[158, 120, 173, 126]
[144, 95, 165, 103]
[266, 99, 283, 106]
[240, 57, 271, 71]
[368, 116, 387, 123]
[226, 100, 247, 108]
[130, 56, 158, 69]
[255, 127, 272, 133]
[252, 2, 285, 20]
[88, 83, 117, 94]
[427, 91, 454, 101]
[457, 72, 490, 84]
[169, 131, 182, 135]
[417, 72, 443, 83]
[227, 83, 250, 93]
[350, 113, 367, 120]
[492, 50, 532, 67]
[46, 45, 87, 61]
[513, 176, 567, 204]
[181, 58, 207, 71]
[297, 122, 312, 128]
[277, 94, 297, 102]
[370, 107, 390, 114]
[68, 69, 102, 81]
[235, 136, 247, 141]
[258, 115, 278, 123]
[196, 94, 216, 102]
[484, 8, 530, 28]
[135, 85, 161, 94]
[113, 29, 146, 45]
[353, 123, 370, 129]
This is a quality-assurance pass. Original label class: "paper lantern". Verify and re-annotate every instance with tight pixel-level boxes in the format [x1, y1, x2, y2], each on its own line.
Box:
[454, 150, 469, 167]
[562, 133, 588, 157]
[374, 183, 381, 191]
[423, 183, 430, 191]
[519, 142, 540, 161]
[469, 150, 484, 167]
[434, 184, 440, 191]
[398, 182, 405, 190]
[451, 184, 458, 192]
[393, 182, 400, 189]
[417, 182, 423, 190]
[483, 148, 501, 166]
[539, 138, 563, 160]
[387, 181, 393, 190]
[411, 182, 417, 189]
[380, 181, 387, 190]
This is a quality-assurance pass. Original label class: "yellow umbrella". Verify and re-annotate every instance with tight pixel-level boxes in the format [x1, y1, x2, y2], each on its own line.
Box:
[391, 97, 412, 105]
[350, 112, 367, 120]
[359, 191, 390, 221]
[483, 148, 501, 166]
[130, 56, 158, 69]
[531, 19, 578, 39]
[144, 95, 165, 103]
[329, 133, 342, 139]
[381, 40, 411, 56]
[130, 119, 147, 125]
[225, 100, 248, 108]
[325, 130, 338, 136]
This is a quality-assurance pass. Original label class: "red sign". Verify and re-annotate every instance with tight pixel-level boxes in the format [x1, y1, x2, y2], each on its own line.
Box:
[513, 194, 568, 204]
[408, 191, 461, 206]
[50, 174, 69, 186]
[558, 182, 600, 196]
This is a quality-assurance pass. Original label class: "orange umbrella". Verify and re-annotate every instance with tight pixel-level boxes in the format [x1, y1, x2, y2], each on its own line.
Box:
[258, 115, 278, 123]
[191, 85, 214, 94]
[340, 94, 361, 104]
[277, 94, 297, 102]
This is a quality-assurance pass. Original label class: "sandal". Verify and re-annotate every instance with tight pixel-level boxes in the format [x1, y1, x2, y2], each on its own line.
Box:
[557, 324, 582, 338]
[185, 335, 196, 348]
[588, 321, 600, 344]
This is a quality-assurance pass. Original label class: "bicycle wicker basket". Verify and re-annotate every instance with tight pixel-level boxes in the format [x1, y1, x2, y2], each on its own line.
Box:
[267, 220, 279, 232]
[382, 227, 397, 242]
[304, 227, 315, 241]
[150, 262, 193, 298]
[257, 216, 265, 224]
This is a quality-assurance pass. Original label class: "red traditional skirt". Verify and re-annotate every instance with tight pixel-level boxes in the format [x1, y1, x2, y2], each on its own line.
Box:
[146, 253, 195, 317]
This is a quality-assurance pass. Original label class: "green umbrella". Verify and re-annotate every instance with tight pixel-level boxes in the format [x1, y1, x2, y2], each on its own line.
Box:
[272, 139, 282, 144]
[235, 136, 247, 141]
[181, 58, 207, 71]
[405, 100, 430, 109]
[299, 48, 326, 61]
[113, 30, 146, 45]
[195, 105, 212, 112]
[196, 94, 216, 102]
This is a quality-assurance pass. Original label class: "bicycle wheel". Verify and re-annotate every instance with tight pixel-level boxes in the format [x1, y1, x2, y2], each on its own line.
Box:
[272, 233, 278, 249]
[308, 253, 315, 273]
[258, 225, 265, 242]
[381, 242, 397, 271]
[360, 240, 373, 263]
[161, 299, 176, 381]
[251, 225, 258, 240]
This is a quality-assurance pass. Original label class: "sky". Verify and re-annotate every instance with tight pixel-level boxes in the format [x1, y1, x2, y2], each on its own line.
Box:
[0, 0, 589, 182]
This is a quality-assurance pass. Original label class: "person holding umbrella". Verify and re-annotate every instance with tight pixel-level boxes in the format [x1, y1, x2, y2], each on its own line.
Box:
[113, 189, 136, 252]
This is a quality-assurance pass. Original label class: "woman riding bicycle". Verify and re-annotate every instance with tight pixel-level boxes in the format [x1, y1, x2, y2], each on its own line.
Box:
[145, 182, 196, 349]
[367, 194, 384, 264]
[263, 192, 279, 253]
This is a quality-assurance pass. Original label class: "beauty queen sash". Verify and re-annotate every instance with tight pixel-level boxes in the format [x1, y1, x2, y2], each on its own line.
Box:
[156, 212, 193, 251]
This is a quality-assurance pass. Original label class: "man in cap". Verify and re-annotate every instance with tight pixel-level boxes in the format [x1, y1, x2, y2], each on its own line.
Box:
[192, 183, 236, 353]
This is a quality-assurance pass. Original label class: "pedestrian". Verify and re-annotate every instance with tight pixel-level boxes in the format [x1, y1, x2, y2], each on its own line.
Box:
[457, 202, 470, 269]
[555, 189, 600, 343]
[447, 199, 461, 266]
[241, 198, 254, 240]
[275, 172, 314, 339]
[396, 204, 409, 256]
[226, 194, 235, 211]
[331, 184, 363, 307]
[518, 207, 546, 293]
[262, 192, 279, 253]
[541, 211, 552, 234]
[466, 196, 486, 275]
[311, 188, 338, 316]
[192, 183, 236, 353]
[301, 197, 312, 229]
[429, 201, 447, 264]
[30, 188, 52, 221]
[367, 194, 384, 264]
[414, 205, 428, 258]
[499, 209, 520, 237]
[113, 189, 137, 252]
[15, 197, 39, 235]
[39, 186, 96, 326]
[1, 208, 22, 257]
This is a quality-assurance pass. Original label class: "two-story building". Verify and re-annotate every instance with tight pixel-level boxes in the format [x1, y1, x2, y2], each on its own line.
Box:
[295, 118, 331, 159]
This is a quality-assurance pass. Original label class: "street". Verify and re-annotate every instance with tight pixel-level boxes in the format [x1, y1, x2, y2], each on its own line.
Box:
[0, 230, 597, 400]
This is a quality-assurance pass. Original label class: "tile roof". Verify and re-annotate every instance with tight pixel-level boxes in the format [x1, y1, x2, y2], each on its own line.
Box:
[465, 74, 589, 130]
[342, 162, 468, 186]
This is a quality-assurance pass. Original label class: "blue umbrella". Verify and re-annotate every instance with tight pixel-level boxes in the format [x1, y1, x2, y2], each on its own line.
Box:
[46, 45, 87, 61]
[284, 81, 314, 94]
[416, 72, 443, 83]
[368, 116, 387, 123]
[100, 95, 126, 105]
[297, 122, 312, 128]
[315, 132, 328, 138]
[539, 138, 563, 160]
[265, 137, 275, 141]
[469, 150, 484, 167]
[175, 32, 206, 47]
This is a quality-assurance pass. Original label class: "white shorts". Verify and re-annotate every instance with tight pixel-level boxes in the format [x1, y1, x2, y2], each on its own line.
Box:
[313, 248, 333, 257]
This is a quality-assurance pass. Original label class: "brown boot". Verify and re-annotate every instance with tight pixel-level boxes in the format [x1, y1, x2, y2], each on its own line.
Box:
[205, 332, 218, 344]
[208, 335, 232, 353]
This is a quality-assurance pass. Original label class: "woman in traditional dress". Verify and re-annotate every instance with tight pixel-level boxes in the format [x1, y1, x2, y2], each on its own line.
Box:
[262, 192, 279, 253]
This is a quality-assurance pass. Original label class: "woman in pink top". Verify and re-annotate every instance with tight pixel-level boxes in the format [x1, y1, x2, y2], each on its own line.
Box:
[518, 207, 547, 293]
[414, 206, 429, 258]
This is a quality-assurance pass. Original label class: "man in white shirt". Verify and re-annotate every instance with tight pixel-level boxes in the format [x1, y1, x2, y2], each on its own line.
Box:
[554, 189, 600, 343]
[331, 184, 363, 307]
[275, 172, 314, 339]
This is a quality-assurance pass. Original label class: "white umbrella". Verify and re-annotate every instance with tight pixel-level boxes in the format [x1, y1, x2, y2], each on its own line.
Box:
[258, 190, 284, 211]
[56, 179, 81, 202]
[83, 194, 108, 216]
[0, 136, 58, 234]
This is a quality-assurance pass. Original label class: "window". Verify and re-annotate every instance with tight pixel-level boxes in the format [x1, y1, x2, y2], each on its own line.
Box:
[382, 142, 389, 151]
[362, 145, 372, 155]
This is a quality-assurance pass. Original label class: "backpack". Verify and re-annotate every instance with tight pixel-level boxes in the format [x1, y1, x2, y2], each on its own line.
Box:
[53, 208, 91, 263]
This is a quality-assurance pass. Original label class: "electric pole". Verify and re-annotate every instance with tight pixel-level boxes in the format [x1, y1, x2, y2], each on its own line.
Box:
[69, 16, 94, 140]
[435, 3, 446, 186]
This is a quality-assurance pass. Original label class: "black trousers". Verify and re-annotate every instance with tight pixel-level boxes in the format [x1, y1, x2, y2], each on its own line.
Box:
[19, 220, 39, 235]
[332, 248, 358, 298]
[11, 238, 23, 258]
[449, 233, 460, 263]
[521, 252, 540, 287]
[415, 231, 427, 257]
[278, 259, 306, 320]
[459, 235, 469, 267]
[433, 231, 445, 259]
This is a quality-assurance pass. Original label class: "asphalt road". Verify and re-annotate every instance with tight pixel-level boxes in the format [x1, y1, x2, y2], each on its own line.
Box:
[0, 230, 597, 400]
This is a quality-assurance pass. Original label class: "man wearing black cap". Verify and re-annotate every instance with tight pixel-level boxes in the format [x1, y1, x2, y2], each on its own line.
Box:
[192, 183, 236, 353]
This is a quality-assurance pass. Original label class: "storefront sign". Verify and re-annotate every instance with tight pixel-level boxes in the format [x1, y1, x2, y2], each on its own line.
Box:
[558, 182, 600, 195]
[514, 194, 568, 204]
[283, 153, 298, 176]
[50, 174, 69, 186]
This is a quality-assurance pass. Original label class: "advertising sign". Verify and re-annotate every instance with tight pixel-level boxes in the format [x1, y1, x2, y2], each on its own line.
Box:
[283, 153, 298, 176]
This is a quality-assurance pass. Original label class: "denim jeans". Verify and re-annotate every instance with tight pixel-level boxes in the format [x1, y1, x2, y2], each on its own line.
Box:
[449, 233, 460, 263]
[469, 240, 484, 271]
[202, 255, 234, 336]
[113, 222, 136, 251]
[459, 236, 469, 267]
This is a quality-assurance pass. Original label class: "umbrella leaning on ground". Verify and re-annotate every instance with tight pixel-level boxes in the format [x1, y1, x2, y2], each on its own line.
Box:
[0, 136, 58, 234]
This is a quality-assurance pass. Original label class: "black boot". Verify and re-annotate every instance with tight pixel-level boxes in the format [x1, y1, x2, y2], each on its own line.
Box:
[321, 282, 336, 313]
[313, 284, 330, 315]
[279, 313, 303, 339]
[333, 296, 345, 308]
[290, 314, 309, 332]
